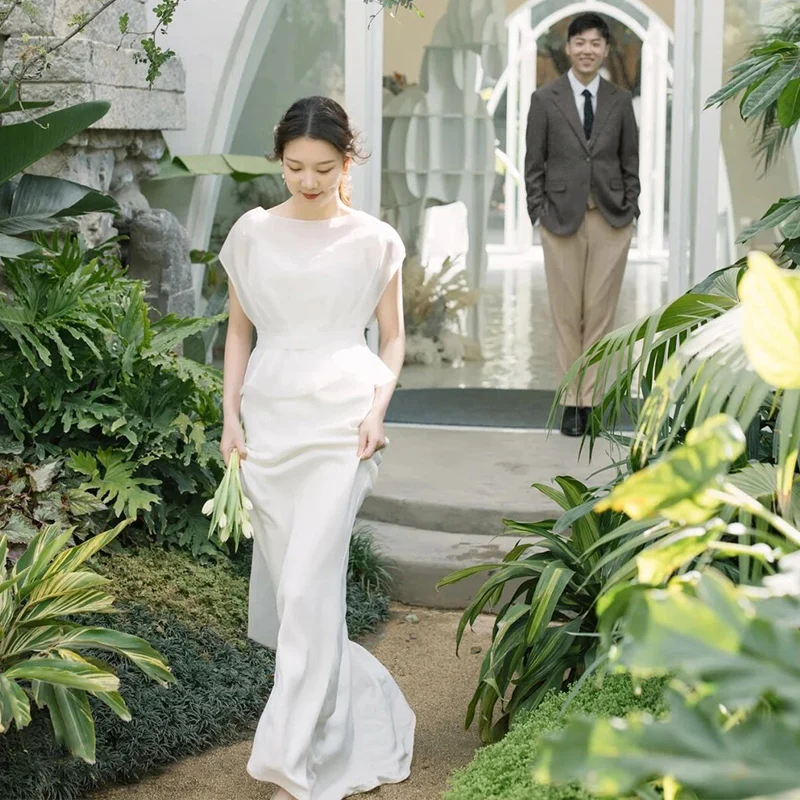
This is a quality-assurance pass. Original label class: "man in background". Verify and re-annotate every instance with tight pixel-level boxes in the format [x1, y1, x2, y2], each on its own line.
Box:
[525, 12, 640, 436]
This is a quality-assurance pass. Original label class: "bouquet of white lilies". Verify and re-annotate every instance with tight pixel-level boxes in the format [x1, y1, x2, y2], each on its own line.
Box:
[203, 449, 254, 550]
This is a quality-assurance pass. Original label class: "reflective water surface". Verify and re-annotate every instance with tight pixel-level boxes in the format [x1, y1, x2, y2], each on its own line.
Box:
[399, 249, 667, 391]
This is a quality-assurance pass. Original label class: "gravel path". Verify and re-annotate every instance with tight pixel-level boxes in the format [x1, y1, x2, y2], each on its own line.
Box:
[90, 604, 492, 800]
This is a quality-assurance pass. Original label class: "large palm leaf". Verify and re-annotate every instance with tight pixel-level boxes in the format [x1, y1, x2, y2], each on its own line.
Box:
[0, 102, 114, 258]
[633, 254, 800, 516]
[0, 175, 118, 258]
[706, 11, 800, 174]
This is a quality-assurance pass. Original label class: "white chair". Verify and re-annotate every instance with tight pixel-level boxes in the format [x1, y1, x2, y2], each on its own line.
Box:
[420, 201, 470, 281]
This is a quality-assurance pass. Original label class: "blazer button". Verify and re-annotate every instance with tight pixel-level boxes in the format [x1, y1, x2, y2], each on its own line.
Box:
[585, 157, 591, 162]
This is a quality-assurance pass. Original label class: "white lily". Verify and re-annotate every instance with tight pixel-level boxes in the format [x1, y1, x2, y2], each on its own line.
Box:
[202, 449, 254, 551]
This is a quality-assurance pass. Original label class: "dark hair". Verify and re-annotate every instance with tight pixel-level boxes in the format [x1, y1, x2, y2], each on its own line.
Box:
[567, 12, 611, 43]
[270, 96, 365, 206]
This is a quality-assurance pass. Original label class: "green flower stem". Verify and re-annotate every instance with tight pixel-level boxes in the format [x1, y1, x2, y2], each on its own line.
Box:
[203, 449, 253, 550]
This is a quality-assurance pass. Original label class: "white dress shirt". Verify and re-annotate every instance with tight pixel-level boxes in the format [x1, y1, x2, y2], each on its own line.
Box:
[568, 69, 600, 125]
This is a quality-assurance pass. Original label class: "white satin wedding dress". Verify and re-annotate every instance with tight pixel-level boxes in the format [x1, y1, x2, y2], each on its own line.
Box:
[218, 207, 415, 800]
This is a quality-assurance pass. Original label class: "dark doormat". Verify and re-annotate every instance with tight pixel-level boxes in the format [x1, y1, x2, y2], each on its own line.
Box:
[385, 388, 634, 430]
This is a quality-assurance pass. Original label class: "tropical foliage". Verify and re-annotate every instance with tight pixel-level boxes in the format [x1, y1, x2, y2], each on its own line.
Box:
[706, 13, 800, 171]
[0, 99, 118, 259]
[444, 9, 800, 760]
[533, 417, 800, 798]
[438, 477, 651, 742]
[0, 236, 227, 555]
[0, 455, 107, 561]
[0, 523, 174, 763]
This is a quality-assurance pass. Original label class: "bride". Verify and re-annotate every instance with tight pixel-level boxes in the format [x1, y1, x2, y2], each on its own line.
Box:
[217, 95, 416, 800]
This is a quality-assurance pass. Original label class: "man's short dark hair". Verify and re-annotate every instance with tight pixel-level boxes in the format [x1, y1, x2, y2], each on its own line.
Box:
[567, 12, 611, 43]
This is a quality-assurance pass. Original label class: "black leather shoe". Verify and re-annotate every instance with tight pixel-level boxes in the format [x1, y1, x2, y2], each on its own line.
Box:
[560, 406, 586, 437]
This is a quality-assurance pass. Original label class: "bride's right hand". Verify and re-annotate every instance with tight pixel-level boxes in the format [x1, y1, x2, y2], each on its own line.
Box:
[220, 419, 247, 467]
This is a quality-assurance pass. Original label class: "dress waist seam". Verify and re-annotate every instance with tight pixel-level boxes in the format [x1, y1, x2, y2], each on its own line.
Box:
[255, 329, 366, 352]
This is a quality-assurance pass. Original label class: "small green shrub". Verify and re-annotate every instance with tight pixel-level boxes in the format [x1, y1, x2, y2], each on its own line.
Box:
[443, 673, 666, 800]
[96, 529, 392, 644]
[0, 236, 227, 557]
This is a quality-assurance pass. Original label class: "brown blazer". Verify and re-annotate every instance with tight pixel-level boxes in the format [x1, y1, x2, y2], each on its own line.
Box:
[524, 74, 640, 236]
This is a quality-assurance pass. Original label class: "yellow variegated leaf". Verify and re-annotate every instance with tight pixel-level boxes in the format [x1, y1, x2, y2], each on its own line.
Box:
[44, 518, 132, 578]
[740, 251, 800, 389]
[5, 656, 120, 693]
[23, 570, 111, 603]
[596, 415, 746, 524]
[0, 674, 31, 732]
[35, 682, 97, 763]
[56, 650, 132, 721]
[18, 588, 115, 623]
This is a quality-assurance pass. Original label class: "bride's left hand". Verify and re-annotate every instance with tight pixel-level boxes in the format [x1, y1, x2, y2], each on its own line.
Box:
[357, 410, 387, 460]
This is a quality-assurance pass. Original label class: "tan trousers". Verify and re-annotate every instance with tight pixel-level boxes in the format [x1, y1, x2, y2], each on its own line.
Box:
[540, 209, 633, 407]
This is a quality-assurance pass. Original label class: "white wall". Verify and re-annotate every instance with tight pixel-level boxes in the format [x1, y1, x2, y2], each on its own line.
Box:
[144, 0, 287, 238]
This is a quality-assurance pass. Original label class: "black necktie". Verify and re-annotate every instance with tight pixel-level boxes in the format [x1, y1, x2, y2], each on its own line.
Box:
[582, 89, 594, 140]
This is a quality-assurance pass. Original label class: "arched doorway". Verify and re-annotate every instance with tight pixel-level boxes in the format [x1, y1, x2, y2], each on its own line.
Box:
[490, 0, 674, 261]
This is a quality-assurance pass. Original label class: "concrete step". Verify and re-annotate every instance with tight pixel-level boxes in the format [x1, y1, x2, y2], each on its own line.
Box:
[361, 519, 543, 610]
[362, 425, 619, 536]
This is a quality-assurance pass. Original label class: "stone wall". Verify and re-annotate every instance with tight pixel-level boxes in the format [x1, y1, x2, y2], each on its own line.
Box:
[2, 0, 194, 315]
[1, 0, 185, 130]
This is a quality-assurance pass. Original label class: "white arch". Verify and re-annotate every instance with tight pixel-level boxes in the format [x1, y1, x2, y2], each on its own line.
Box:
[492, 0, 676, 258]
[183, 0, 286, 261]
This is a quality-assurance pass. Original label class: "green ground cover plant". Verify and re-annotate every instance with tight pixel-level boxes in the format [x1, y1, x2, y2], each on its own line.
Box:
[443, 673, 665, 800]
[94, 527, 390, 644]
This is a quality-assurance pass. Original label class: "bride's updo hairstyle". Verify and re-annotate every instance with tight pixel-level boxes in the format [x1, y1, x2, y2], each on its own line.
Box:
[270, 96, 365, 206]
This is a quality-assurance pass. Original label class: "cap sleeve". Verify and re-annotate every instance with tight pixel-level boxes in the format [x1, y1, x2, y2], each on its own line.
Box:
[378, 224, 406, 296]
[218, 212, 251, 303]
